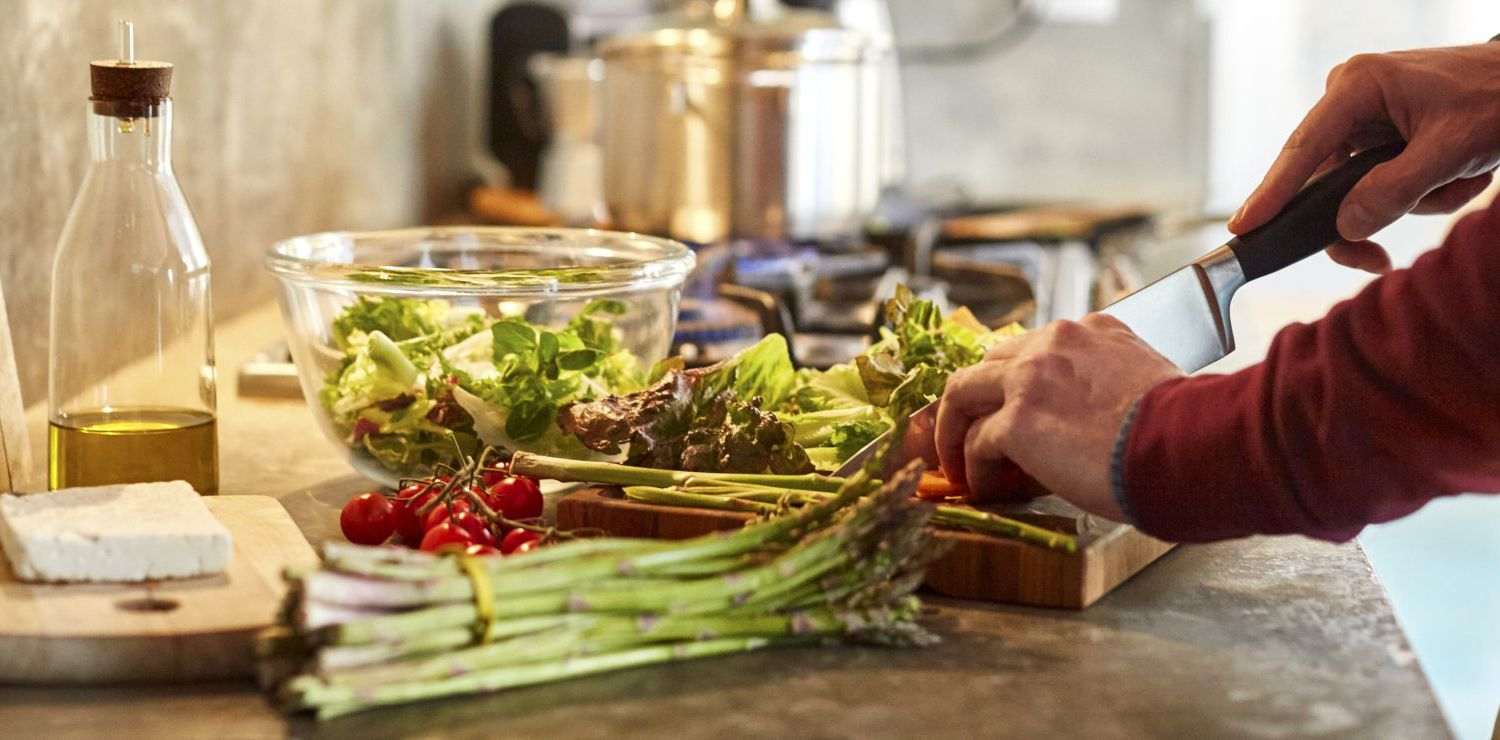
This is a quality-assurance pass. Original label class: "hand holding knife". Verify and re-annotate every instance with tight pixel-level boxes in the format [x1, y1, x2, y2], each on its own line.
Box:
[836, 144, 1405, 485]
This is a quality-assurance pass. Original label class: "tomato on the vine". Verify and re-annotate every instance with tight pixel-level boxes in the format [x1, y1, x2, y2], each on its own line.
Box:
[489, 476, 543, 521]
[449, 511, 497, 547]
[419, 520, 475, 552]
[480, 466, 510, 490]
[340, 492, 396, 545]
[422, 498, 473, 533]
[500, 528, 541, 555]
[393, 486, 438, 542]
[512, 539, 539, 555]
[464, 543, 501, 557]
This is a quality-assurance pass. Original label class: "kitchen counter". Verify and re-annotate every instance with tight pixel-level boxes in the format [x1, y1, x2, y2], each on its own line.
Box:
[0, 304, 1450, 739]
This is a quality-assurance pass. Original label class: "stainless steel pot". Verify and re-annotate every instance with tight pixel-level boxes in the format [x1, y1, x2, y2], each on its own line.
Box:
[599, 0, 898, 244]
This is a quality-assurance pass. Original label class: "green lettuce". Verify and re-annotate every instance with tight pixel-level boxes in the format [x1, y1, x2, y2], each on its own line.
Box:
[318, 297, 643, 478]
[827, 418, 886, 460]
[694, 333, 796, 408]
[782, 285, 1023, 471]
[790, 362, 869, 412]
[331, 296, 446, 348]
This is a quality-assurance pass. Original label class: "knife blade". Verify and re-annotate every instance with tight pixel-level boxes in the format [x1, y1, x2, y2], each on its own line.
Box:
[833, 400, 937, 477]
[1102, 143, 1402, 372]
[832, 143, 1404, 478]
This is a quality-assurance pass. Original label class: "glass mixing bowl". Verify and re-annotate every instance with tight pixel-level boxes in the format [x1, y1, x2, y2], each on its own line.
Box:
[266, 227, 695, 487]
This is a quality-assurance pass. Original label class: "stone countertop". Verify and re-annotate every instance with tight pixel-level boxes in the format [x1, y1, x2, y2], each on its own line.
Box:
[0, 304, 1450, 739]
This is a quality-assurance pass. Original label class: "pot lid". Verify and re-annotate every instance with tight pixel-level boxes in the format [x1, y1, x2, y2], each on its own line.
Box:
[599, 0, 880, 63]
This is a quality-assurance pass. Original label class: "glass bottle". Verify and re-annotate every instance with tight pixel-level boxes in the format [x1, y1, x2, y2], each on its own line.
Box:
[48, 22, 218, 493]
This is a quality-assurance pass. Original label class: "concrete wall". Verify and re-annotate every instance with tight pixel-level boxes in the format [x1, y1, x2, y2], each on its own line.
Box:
[890, 0, 1210, 206]
[0, 0, 474, 405]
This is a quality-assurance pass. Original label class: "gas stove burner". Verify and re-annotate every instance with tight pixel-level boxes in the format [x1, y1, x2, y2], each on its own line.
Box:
[674, 297, 761, 348]
[932, 241, 1099, 328]
[726, 240, 891, 305]
[671, 282, 798, 367]
[730, 235, 874, 255]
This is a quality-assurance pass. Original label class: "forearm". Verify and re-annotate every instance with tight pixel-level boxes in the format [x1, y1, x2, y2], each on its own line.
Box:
[1121, 200, 1500, 542]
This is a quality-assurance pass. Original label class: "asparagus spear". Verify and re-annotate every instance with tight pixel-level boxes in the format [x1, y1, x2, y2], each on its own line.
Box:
[318, 606, 919, 690]
[261, 454, 939, 718]
[302, 637, 809, 720]
[625, 483, 1079, 553]
[511, 452, 848, 492]
[516, 449, 1077, 553]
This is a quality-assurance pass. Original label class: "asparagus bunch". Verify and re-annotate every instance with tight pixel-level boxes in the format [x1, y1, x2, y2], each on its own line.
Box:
[511, 453, 1078, 553]
[259, 461, 945, 719]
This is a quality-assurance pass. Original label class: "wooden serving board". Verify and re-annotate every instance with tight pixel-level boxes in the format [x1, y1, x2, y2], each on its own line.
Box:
[558, 488, 1174, 609]
[0, 495, 317, 685]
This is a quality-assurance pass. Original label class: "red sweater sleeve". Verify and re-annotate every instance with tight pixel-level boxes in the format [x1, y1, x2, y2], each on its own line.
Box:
[1122, 199, 1500, 542]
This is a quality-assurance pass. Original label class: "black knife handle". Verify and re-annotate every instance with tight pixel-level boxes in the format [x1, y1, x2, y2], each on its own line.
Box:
[1229, 143, 1405, 281]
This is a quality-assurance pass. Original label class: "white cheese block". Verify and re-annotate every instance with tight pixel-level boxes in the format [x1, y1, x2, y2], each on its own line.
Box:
[0, 480, 232, 583]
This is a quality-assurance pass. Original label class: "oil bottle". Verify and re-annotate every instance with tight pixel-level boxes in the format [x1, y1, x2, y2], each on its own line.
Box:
[48, 22, 218, 493]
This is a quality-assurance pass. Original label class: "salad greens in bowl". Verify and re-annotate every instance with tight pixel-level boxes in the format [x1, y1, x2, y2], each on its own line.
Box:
[266, 227, 695, 486]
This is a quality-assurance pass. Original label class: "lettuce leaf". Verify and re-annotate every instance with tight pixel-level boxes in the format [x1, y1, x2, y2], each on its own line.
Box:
[320, 330, 423, 422]
[694, 334, 795, 409]
[785, 405, 884, 447]
[331, 296, 447, 349]
[790, 362, 869, 412]
[476, 313, 642, 444]
[827, 419, 886, 460]
[782, 285, 1025, 471]
[319, 296, 642, 477]
[556, 372, 811, 474]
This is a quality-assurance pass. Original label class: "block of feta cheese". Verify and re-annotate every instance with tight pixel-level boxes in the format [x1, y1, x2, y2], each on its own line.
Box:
[0, 480, 232, 583]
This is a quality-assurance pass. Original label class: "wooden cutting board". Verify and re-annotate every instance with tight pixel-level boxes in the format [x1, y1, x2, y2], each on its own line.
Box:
[0, 495, 317, 685]
[558, 488, 1174, 609]
[0, 277, 33, 493]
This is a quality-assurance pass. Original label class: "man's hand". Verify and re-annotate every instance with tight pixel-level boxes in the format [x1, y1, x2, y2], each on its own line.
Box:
[1229, 43, 1500, 273]
[924, 315, 1182, 520]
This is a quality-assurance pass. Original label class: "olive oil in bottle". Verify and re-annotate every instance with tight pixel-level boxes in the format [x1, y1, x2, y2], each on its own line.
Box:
[49, 408, 218, 494]
[47, 22, 218, 494]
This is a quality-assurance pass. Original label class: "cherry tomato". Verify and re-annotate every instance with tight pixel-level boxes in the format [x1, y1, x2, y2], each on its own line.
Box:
[500, 528, 541, 555]
[480, 466, 510, 489]
[449, 511, 497, 547]
[489, 476, 543, 521]
[422, 498, 473, 533]
[477, 489, 505, 515]
[419, 520, 476, 552]
[500, 529, 540, 554]
[512, 539, 539, 555]
[340, 493, 396, 545]
[463, 543, 501, 557]
[393, 485, 438, 542]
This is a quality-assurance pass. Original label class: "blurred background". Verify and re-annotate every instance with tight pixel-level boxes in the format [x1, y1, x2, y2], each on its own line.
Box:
[0, 1, 1496, 735]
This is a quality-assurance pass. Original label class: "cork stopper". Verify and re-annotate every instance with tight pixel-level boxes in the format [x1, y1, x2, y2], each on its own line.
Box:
[90, 21, 172, 118]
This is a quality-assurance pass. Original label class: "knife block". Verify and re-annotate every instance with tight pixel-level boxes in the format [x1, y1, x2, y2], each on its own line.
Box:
[0, 278, 34, 493]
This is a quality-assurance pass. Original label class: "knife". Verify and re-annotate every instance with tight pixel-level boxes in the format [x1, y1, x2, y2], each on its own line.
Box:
[1100, 143, 1402, 371]
[834, 143, 1404, 477]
